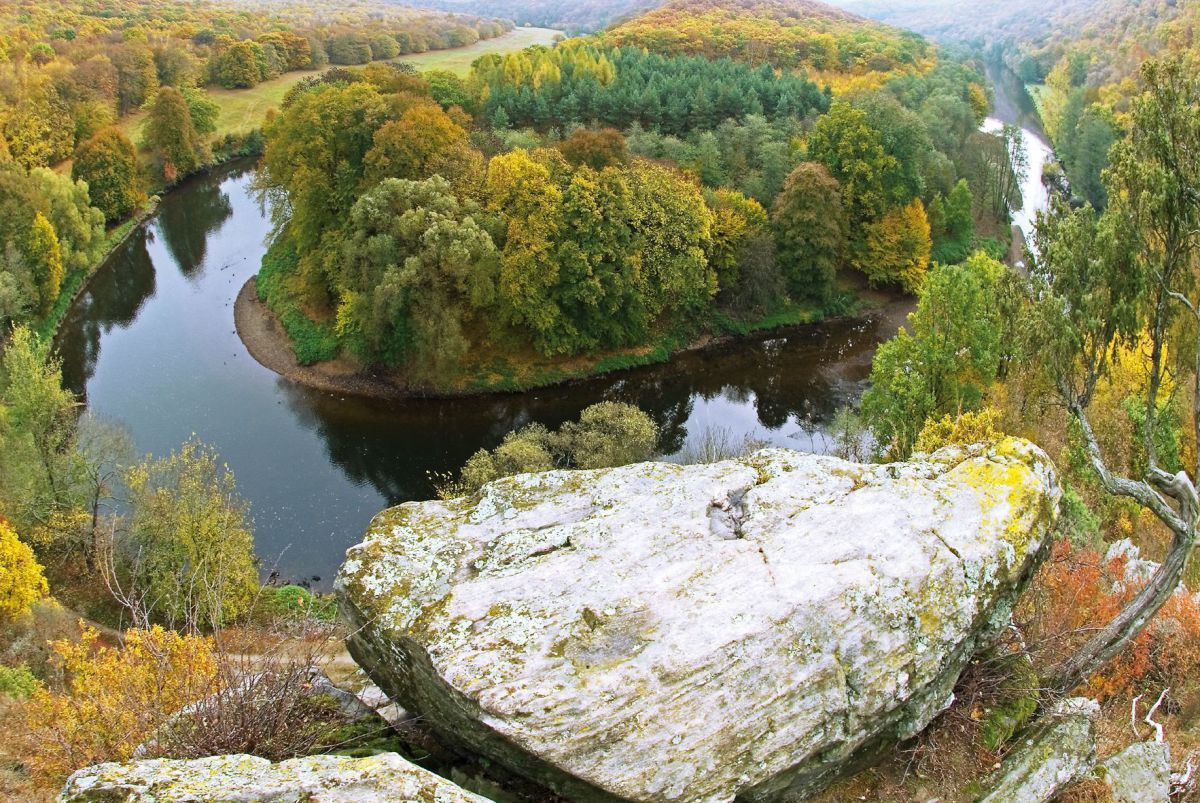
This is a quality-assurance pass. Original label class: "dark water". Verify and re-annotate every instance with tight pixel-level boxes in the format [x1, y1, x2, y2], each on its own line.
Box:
[56, 161, 910, 585]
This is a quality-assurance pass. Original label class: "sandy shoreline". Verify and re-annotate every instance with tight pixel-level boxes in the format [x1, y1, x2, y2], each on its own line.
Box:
[234, 277, 419, 399]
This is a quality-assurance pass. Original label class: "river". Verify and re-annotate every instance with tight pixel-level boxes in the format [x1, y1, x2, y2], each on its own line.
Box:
[56, 161, 911, 585]
[983, 62, 1056, 253]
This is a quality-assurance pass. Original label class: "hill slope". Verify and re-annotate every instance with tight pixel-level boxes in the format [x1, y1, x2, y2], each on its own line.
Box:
[407, 0, 663, 34]
[605, 0, 932, 85]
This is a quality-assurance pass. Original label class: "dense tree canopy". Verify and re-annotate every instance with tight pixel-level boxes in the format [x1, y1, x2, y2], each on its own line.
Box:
[471, 43, 829, 137]
[606, 0, 931, 76]
[806, 101, 897, 225]
[336, 176, 498, 373]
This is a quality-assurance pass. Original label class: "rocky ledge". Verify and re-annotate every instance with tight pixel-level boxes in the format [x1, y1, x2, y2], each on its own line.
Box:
[337, 439, 1060, 802]
[59, 752, 490, 802]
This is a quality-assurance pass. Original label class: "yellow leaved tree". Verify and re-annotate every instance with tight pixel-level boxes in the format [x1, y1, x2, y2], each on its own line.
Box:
[0, 518, 48, 621]
[18, 625, 217, 782]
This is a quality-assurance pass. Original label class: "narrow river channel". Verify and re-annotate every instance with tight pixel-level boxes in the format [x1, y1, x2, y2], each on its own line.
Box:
[55, 162, 912, 584]
[984, 61, 1056, 251]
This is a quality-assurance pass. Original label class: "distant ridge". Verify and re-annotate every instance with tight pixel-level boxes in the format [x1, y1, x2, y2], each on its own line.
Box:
[404, 0, 664, 34]
[605, 0, 931, 81]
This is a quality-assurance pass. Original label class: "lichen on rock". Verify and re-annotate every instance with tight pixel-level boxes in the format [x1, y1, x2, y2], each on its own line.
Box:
[337, 440, 1061, 802]
[59, 752, 491, 802]
[1097, 740, 1172, 803]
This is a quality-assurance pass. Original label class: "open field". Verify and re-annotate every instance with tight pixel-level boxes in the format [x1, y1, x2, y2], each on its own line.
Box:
[397, 26, 562, 74]
[116, 26, 563, 144]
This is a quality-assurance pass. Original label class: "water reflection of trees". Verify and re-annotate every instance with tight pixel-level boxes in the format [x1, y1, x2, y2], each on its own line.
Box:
[157, 173, 235, 277]
[56, 166, 245, 395]
[56, 232, 157, 396]
[273, 312, 893, 506]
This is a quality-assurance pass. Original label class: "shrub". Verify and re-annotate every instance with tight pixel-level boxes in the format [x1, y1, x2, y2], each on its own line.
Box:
[0, 664, 38, 699]
[555, 401, 658, 470]
[17, 625, 218, 783]
[438, 402, 659, 496]
[1019, 541, 1200, 700]
[151, 657, 392, 762]
[914, 408, 1003, 453]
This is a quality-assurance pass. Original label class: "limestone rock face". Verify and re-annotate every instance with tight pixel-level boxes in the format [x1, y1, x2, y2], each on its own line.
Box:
[59, 752, 490, 802]
[338, 440, 1060, 803]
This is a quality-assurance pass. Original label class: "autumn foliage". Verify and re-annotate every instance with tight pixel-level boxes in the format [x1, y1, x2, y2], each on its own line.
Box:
[0, 518, 48, 622]
[16, 625, 218, 783]
[857, 198, 932, 292]
[71, 128, 144, 222]
[25, 212, 63, 316]
[606, 0, 930, 76]
[1020, 540, 1200, 701]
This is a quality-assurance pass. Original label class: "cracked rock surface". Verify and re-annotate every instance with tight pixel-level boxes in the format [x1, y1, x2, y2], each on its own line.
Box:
[337, 440, 1060, 803]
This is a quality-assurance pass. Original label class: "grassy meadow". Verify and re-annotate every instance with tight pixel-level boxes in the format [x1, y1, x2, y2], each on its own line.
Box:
[117, 26, 563, 144]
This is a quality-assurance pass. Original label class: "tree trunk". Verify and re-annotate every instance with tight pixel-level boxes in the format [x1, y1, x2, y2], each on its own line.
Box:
[1047, 401, 1199, 695]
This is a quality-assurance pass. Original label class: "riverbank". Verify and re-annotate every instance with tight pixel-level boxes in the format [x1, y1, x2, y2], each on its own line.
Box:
[235, 274, 898, 401]
[34, 198, 160, 341]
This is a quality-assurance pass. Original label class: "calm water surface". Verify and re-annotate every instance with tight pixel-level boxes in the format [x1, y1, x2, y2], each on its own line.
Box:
[56, 161, 911, 585]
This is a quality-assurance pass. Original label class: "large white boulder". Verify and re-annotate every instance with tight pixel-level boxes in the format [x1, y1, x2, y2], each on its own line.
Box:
[338, 440, 1060, 802]
[1098, 740, 1172, 803]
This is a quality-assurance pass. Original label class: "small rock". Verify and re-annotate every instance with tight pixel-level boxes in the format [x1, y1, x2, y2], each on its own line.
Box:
[60, 752, 491, 802]
[1105, 539, 1160, 587]
[975, 697, 1099, 802]
[1097, 741, 1171, 803]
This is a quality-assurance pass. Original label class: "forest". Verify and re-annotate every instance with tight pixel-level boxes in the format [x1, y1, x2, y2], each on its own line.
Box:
[0, 0, 511, 335]
[252, 7, 1010, 390]
[607, 0, 934, 87]
[414, 0, 662, 34]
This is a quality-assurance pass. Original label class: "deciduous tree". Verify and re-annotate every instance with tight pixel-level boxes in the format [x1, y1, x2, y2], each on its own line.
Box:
[336, 176, 498, 377]
[144, 86, 203, 181]
[1027, 57, 1200, 694]
[862, 252, 1004, 456]
[558, 127, 628, 171]
[856, 199, 931, 292]
[72, 128, 144, 222]
[121, 438, 259, 630]
[0, 518, 48, 622]
[24, 213, 63, 315]
[29, 168, 106, 274]
[362, 103, 482, 191]
[806, 102, 897, 226]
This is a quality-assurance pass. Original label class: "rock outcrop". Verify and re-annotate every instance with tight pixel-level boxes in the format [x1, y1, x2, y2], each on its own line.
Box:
[338, 440, 1060, 802]
[1098, 741, 1172, 803]
[60, 752, 490, 802]
[975, 697, 1099, 802]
